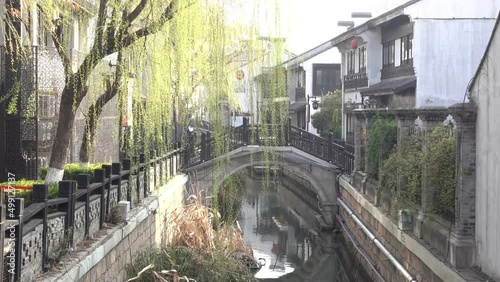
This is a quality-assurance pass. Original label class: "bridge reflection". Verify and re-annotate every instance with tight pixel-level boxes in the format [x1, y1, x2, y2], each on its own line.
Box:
[239, 175, 323, 280]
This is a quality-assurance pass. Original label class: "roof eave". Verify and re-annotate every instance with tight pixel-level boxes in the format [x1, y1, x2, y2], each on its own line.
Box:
[468, 11, 500, 92]
[283, 0, 421, 68]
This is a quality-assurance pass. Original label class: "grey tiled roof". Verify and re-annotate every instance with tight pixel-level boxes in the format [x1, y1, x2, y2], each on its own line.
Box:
[360, 76, 416, 96]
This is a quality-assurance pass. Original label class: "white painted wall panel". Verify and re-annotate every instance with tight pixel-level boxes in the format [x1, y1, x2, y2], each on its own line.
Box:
[470, 24, 500, 280]
[414, 19, 495, 107]
[395, 38, 401, 67]
[362, 29, 382, 86]
[405, 0, 500, 19]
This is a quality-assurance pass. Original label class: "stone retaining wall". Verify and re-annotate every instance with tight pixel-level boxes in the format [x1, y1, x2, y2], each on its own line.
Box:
[40, 175, 188, 282]
[339, 177, 466, 282]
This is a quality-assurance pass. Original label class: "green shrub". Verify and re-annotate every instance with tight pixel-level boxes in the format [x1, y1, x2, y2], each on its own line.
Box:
[424, 124, 456, 219]
[39, 163, 108, 181]
[366, 115, 397, 179]
[379, 132, 423, 207]
[1, 179, 59, 207]
[378, 124, 456, 219]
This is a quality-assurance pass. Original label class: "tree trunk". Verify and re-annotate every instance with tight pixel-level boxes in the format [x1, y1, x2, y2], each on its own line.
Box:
[45, 89, 79, 183]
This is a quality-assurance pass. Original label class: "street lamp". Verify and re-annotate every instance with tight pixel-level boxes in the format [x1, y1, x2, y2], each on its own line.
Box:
[308, 95, 319, 110]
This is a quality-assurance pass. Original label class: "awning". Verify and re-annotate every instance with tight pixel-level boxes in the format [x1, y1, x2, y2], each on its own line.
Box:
[289, 100, 308, 111]
[360, 76, 416, 96]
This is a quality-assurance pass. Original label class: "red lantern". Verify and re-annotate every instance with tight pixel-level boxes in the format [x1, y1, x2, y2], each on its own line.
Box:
[351, 39, 358, 49]
[236, 70, 244, 80]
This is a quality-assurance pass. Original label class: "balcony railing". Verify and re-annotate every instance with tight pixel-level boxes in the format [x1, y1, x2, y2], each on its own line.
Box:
[295, 87, 306, 101]
[381, 62, 414, 80]
[344, 72, 368, 90]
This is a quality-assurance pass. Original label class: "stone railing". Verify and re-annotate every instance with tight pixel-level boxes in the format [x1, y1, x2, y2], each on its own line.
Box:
[347, 104, 478, 269]
[1, 148, 182, 282]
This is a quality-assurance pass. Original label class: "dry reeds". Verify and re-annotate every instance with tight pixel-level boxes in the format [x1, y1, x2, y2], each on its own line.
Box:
[169, 192, 252, 258]
[127, 192, 256, 281]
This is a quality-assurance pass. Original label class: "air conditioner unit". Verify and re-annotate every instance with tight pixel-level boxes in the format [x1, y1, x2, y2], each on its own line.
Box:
[398, 209, 412, 231]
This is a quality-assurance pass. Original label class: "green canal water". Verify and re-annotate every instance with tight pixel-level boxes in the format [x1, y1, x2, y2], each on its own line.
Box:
[238, 175, 371, 282]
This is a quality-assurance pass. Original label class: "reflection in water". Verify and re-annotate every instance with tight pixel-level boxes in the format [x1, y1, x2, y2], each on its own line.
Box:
[238, 173, 372, 282]
[238, 176, 322, 280]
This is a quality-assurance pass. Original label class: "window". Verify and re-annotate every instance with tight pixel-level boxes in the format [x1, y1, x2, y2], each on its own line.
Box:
[313, 64, 341, 96]
[382, 40, 395, 68]
[358, 46, 366, 73]
[346, 51, 355, 75]
[401, 34, 413, 65]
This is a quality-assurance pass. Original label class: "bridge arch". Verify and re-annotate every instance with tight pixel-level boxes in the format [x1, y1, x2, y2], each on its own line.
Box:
[184, 146, 340, 208]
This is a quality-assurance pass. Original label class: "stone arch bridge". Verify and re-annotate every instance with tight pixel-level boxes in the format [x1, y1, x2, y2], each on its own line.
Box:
[183, 121, 355, 227]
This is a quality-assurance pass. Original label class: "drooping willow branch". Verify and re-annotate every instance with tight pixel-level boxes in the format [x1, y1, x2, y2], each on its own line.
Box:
[79, 50, 125, 163]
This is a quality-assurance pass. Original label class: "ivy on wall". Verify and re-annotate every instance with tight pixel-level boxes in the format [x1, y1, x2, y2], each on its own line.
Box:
[379, 132, 423, 207]
[366, 114, 397, 179]
[378, 124, 456, 219]
[424, 124, 456, 219]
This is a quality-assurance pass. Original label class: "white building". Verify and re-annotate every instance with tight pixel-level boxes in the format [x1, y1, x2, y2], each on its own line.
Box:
[335, 0, 500, 142]
[468, 11, 500, 281]
[286, 49, 341, 135]
[285, 0, 500, 142]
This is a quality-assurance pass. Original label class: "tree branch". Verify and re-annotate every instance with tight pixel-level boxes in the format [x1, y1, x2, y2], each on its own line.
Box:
[125, 0, 149, 24]
[36, 5, 72, 76]
[95, 0, 109, 47]
[120, 0, 185, 52]
[51, 18, 72, 76]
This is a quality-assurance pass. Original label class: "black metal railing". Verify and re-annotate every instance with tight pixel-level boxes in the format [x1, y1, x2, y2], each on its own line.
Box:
[2, 147, 182, 282]
[184, 118, 354, 175]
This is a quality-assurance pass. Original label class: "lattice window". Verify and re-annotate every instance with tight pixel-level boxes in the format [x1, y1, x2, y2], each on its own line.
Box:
[38, 93, 56, 118]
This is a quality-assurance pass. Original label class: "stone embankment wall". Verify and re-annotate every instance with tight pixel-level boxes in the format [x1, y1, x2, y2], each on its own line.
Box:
[40, 175, 187, 282]
[339, 177, 468, 282]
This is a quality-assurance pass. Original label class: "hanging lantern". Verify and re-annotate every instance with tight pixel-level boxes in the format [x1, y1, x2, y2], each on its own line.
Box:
[236, 70, 244, 80]
[312, 100, 319, 110]
[351, 39, 358, 49]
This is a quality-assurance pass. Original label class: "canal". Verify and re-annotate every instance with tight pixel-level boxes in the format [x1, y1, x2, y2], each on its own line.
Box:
[238, 171, 371, 282]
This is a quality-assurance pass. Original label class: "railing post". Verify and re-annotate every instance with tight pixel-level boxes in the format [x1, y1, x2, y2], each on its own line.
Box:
[176, 141, 181, 172]
[112, 162, 122, 201]
[102, 164, 112, 220]
[328, 133, 334, 163]
[151, 150, 157, 190]
[94, 169, 106, 229]
[206, 132, 212, 161]
[77, 174, 91, 238]
[58, 181, 76, 248]
[0, 191, 3, 281]
[243, 117, 249, 145]
[32, 184, 48, 271]
[0, 192, 4, 282]
[122, 159, 131, 202]
[286, 117, 291, 146]
[8, 197, 24, 281]
[168, 146, 174, 178]
[200, 132, 206, 162]
[139, 153, 146, 200]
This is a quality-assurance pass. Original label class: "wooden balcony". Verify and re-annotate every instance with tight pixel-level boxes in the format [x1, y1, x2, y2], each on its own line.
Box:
[381, 61, 414, 79]
[344, 72, 368, 90]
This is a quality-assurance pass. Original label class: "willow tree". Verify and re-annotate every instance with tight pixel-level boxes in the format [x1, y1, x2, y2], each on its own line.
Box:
[2, 0, 194, 182]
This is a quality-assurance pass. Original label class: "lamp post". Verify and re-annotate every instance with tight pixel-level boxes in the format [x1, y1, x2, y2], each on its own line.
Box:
[306, 95, 319, 132]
